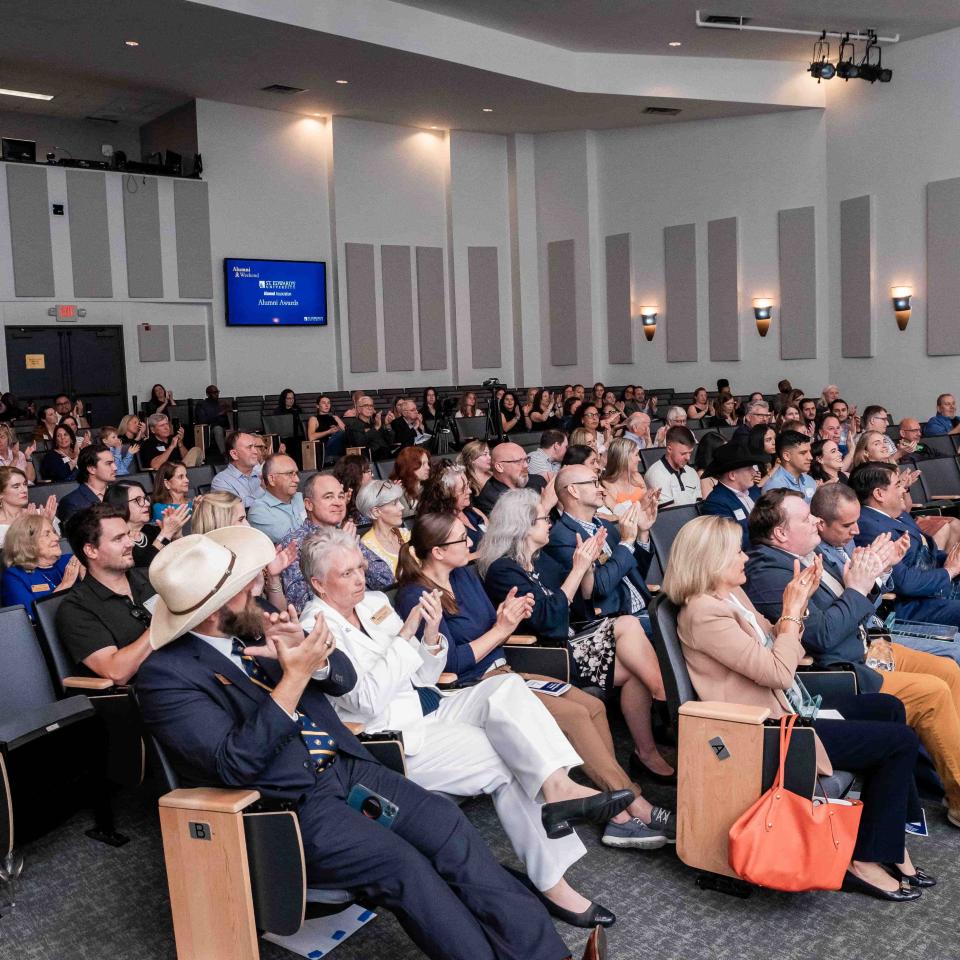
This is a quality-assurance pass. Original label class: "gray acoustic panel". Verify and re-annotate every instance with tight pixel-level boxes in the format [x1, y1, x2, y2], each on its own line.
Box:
[467, 246, 502, 369]
[416, 246, 448, 371]
[6, 164, 54, 297]
[839, 196, 872, 358]
[663, 224, 698, 362]
[174, 179, 213, 299]
[707, 217, 739, 362]
[547, 239, 578, 366]
[172, 324, 208, 361]
[137, 324, 171, 362]
[380, 245, 415, 372]
[123, 175, 163, 298]
[777, 206, 817, 360]
[927, 177, 960, 357]
[66, 171, 112, 298]
[345, 243, 379, 373]
[605, 233, 632, 364]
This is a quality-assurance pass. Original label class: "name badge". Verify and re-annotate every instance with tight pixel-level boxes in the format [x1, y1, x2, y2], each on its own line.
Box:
[370, 604, 392, 624]
[155, 444, 166, 451]
[597, 554, 609, 565]
[733, 508, 747, 521]
[31, 583, 51, 593]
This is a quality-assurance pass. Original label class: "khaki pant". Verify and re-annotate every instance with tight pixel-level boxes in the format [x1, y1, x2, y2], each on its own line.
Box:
[881, 643, 960, 810]
[182, 446, 203, 467]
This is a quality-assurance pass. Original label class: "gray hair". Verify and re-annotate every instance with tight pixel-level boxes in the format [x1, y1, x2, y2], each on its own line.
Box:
[146, 412, 168, 431]
[665, 406, 685, 424]
[746, 400, 770, 416]
[475, 488, 539, 578]
[355, 478, 403, 519]
[299, 528, 362, 592]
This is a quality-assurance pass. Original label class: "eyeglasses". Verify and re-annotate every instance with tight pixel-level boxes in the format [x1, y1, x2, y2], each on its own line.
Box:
[273, 470, 300, 478]
[535, 514, 553, 524]
[569, 478, 601, 488]
[582, 412, 600, 419]
[128, 495, 148, 507]
[496, 458, 528, 465]
[439, 535, 469, 547]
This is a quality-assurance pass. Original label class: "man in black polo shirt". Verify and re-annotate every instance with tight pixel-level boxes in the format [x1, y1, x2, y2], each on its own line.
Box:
[474, 441, 555, 515]
[58, 504, 156, 683]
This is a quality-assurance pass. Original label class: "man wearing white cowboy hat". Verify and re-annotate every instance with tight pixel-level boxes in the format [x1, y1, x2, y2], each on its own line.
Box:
[135, 526, 579, 960]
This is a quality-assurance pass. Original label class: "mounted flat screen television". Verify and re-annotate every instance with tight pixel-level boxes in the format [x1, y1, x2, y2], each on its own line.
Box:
[224, 258, 327, 327]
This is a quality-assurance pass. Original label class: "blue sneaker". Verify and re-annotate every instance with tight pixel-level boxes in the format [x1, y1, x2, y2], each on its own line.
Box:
[601, 817, 668, 849]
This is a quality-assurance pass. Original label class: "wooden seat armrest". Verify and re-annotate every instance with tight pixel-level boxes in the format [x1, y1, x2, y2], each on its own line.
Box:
[678, 701, 771, 724]
[438, 672, 459, 686]
[63, 676, 115, 691]
[159, 787, 261, 813]
[344, 721, 365, 735]
[930, 495, 960, 501]
[506, 634, 537, 645]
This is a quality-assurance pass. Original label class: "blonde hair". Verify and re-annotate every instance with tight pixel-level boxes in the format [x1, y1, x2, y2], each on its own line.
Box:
[4, 513, 52, 571]
[191, 491, 243, 534]
[851, 430, 889, 468]
[661, 515, 743, 605]
[569, 428, 595, 450]
[602, 437, 640, 483]
[458, 440, 490, 496]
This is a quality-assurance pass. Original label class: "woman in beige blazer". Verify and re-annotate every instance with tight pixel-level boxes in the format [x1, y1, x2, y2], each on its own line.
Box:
[662, 514, 930, 902]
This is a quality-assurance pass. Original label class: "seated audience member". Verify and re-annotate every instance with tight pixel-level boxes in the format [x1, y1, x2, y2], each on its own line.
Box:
[860, 405, 891, 436]
[562, 443, 602, 476]
[691, 431, 728, 499]
[923, 393, 960, 437]
[818, 383, 841, 414]
[42, 423, 81, 482]
[851, 430, 899, 469]
[499, 392, 531, 436]
[33, 404, 60, 444]
[474, 442, 551, 515]
[0, 423, 35, 482]
[480, 490, 677, 805]
[391, 446, 431, 515]
[57, 445, 117, 524]
[105, 480, 188, 568]
[530, 389, 562, 431]
[1, 514, 80, 612]
[897, 417, 937, 462]
[810, 438, 848, 485]
[775, 404, 803, 433]
[706, 394, 738, 429]
[58, 504, 156, 681]
[455, 391, 480, 418]
[763, 430, 816, 503]
[599, 438, 647, 517]
[332, 453, 373, 524]
[247, 454, 305, 543]
[421, 387, 439, 431]
[561, 396, 582, 431]
[418, 461, 487, 556]
[100, 425, 138, 476]
[545, 465, 655, 624]
[459, 439, 492, 500]
[700, 443, 765, 548]
[829, 398, 858, 453]
[391, 397, 431, 449]
[135, 528, 580, 960]
[0, 466, 57, 548]
[305, 395, 347, 459]
[54, 393, 89, 429]
[732, 400, 772, 443]
[852, 462, 960, 628]
[747, 486, 960, 828]
[345, 395, 396, 461]
[652, 406, 688, 447]
[141, 412, 202, 470]
[299, 530, 628, 924]
[622, 412, 652, 450]
[144, 383, 175, 417]
[643, 426, 699, 506]
[799, 397, 819, 435]
[772, 379, 794, 414]
[273, 388, 305, 463]
[528, 430, 568, 478]
[193, 384, 232, 457]
[664, 515, 928, 899]
[341, 389, 366, 420]
[151, 461, 192, 523]
[356, 479, 409, 589]
[118, 413, 147, 447]
[686, 387, 710, 421]
[210, 431, 264, 507]
[573, 404, 611, 457]
[395, 512, 671, 850]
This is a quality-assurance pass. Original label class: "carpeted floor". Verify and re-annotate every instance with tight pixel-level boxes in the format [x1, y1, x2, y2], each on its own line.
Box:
[2, 718, 959, 960]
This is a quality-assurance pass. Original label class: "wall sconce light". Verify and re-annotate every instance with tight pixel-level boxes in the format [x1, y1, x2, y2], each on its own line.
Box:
[752, 298, 774, 337]
[638, 305, 658, 341]
[890, 285, 912, 331]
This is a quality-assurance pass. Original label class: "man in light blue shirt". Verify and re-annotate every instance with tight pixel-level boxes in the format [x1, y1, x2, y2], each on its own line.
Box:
[622, 412, 651, 450]
[764, 429, 816, 503]
[247, 454, 306, 543]
[210, 431, 265, 508]
[923, 393, 960, 437]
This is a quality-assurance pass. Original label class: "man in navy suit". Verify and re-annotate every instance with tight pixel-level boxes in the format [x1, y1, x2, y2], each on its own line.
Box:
[545, 464, 655, 623]
[135, 527, 575, 960]
[700, 442, 765, 549]
[851, 462, 960, 628]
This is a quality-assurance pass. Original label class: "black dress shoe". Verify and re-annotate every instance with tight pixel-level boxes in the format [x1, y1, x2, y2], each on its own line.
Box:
[841, 870, 922, 902]
[884, 864, 937, 888]
[582, 925, 607, 960]
[541, 789, 634, 839]
[629, 751, 677, 786]
[544, 899, 615, 929]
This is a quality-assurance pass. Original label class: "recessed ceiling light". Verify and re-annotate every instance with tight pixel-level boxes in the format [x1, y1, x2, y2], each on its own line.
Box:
[668, 41, 682, 47]
[0, 87, 54, 101]
[429, 125, 441, 129]
[481, 107, 493, 113]
[335, 79, 349, 85]
[125, 39, 140, 47]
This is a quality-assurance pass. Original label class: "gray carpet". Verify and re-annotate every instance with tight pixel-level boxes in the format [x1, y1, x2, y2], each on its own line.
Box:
[2, 721, 958, 960]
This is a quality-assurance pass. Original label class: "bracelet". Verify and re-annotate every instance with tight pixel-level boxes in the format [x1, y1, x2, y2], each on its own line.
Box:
[778, 615, 804, 632]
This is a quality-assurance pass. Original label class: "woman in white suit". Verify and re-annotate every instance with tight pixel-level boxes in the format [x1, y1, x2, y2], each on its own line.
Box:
[298, 528, 631, 929]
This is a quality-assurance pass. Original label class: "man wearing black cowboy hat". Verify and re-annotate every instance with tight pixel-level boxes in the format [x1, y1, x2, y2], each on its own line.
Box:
[700, 442, 770, 549]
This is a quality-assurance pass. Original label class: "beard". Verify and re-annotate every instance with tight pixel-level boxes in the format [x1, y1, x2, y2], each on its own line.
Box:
[218, 595, 264, 642]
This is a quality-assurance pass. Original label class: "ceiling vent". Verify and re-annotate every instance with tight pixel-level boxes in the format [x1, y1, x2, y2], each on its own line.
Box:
[702, 14, 751, 25]
[643, 106, 682, 116]
[260, 83, 307, 95]
[84, 115, 119, 124]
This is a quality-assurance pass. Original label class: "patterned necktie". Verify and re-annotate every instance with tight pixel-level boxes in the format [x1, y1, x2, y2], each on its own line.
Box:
[230, 639, 337, 772]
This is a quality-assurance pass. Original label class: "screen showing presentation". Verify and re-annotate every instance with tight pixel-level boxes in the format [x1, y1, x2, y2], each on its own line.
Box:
[224, 258, 327, 327]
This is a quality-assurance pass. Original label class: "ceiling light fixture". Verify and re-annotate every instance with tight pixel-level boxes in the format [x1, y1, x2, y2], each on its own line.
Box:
[335, 79, 349, 85]
[125, 39, 140, 47]
[668, 41, 682, 47]
[808, 34, 836, 82]
[857, 33, 893, 83]
[836, 36, 861, 79]
[482, 107, 494, 113]
[0, 87, 54, 101]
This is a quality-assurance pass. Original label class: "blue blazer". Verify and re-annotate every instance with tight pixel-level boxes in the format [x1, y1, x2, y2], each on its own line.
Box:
[744, 543, 882, 693]
[543, 512, 652, 620]
[57, 482, 100, 524]
[701, 484, 759, 549]
[135, 634, 369, 801]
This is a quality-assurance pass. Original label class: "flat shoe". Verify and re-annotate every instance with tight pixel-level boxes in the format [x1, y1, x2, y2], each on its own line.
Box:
[629, 751, 677, 786]
[884, 863, 937, 888]
[841, 870, 921, 902]
[541, 789, 634, 840]
[543, 899, 615, 929]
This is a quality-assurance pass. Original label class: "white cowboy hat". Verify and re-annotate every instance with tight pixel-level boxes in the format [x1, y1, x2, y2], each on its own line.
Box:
[147, 526, 276, 650]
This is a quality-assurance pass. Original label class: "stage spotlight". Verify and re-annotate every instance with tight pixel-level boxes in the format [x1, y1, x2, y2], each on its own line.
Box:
[808, 35, 836, 81]
[836, 37, 860, 80]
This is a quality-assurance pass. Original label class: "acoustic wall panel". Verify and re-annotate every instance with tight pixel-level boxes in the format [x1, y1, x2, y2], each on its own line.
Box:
[344, 243, 379, 373]
[6, 164, 54, 297]
[839, 196, 872, 358]
[663, 224, 698, 362]
[381, 245, 415, 372]
[137, 324, 171, 362]
[174, 179, 213, 299]
[927, 177, 960, 356]
[777, 206, 817, 360]
[172, 324, 208, 361]
[416, 246, 447, 371]
[707, 217, 739, 362]
[123, 176, 163, 298]
[467, 246, 502, 369]
[66, 171, 112, 298]
[605, 233, 632, 364]
[547, 239, 578, 366]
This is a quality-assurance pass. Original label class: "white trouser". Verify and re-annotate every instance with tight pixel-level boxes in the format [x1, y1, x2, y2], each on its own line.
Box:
[406, 673, 585, 890]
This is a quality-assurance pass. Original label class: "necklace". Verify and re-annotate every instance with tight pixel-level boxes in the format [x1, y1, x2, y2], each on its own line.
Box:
[132, 530, 148, 547]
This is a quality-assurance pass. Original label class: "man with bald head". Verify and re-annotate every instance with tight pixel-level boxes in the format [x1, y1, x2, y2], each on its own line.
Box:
[898, 417, 938, 462]
[545, 464, 657, 623]
[623, 412, 652, 450]
[247, 454, 306, 543]
[344, 395, 396, 460]
[473, 441, 552, 515]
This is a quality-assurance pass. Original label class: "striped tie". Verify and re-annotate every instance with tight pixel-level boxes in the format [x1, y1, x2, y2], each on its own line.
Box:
[231, 639, 337, 773]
